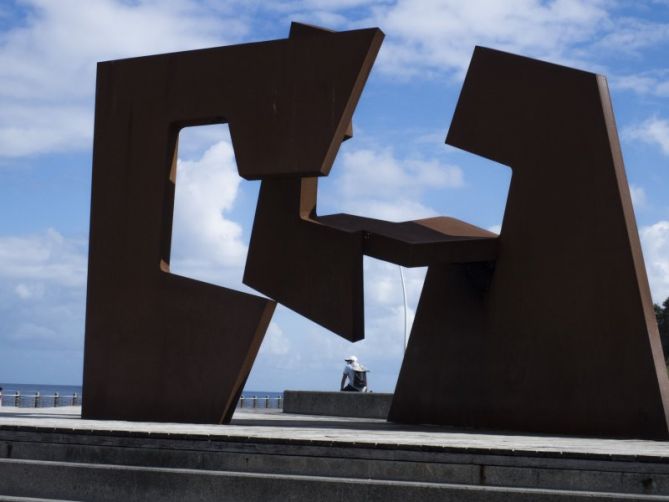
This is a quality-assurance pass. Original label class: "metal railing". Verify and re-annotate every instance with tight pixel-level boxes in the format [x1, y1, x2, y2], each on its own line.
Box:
[238, 395, 282, 409]
[0, 392, 283, 410]
[0, 392, 80, 408]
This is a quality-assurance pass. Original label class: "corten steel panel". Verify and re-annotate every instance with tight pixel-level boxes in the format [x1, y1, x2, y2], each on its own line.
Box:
[244, 179, 497, 341]
[244, 180, 497, 342]
[240, 23, 383, 343]
[243, 22, 494, 341]
[82, 23, 383, 423]
[244, 178, 366, 341]
[389, 47, 669, 439]
[318, 214, 498, 267]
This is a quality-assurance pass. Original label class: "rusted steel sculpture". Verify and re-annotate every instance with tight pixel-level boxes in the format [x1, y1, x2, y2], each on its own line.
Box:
[83, 21, 669, 437]
[82, 23, 383, 423]
[389, 47, 669, 439]
[244, 23, 495, 343]
[244, 171, 497, 341]
[246, 42, 669, 437]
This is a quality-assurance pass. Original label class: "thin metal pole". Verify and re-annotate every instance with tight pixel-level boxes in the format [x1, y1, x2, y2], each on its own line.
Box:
[399, 266, 408, 351]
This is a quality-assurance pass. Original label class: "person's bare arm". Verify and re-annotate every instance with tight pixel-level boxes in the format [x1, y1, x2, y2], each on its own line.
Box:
[340, 373, 347, 390]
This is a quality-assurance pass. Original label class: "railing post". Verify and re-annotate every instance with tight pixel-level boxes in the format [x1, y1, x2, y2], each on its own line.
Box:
[53, 392, 59, 407]
[278, 396, 282, 409]
[252, 395, 257, 408]
[72, 393, 77, 406]
[240, 396, 244, 408]
[15, 391, 20, 407]
[265, 395, 269, 408]
[34, 392, 40, 408]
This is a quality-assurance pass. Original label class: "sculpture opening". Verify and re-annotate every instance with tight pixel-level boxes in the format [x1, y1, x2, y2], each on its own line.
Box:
[169, 124, 256, 291]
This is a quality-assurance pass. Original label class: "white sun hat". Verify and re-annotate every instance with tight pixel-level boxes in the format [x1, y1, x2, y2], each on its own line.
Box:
[345, 355, 358, 362]
[351, 361, 367, 372]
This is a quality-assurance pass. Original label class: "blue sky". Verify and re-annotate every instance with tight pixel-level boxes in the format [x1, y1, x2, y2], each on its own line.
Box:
[0, 0, 668, 392]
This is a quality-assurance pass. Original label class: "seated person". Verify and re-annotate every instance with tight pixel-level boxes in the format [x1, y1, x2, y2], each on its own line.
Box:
[340, 355, 369, 392]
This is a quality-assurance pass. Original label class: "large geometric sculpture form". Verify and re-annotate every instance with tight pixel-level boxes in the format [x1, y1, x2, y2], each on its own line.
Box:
[82, 20, 669, 438]
[243, 26, 495, 343]
[388, 47, 669, 439]
[244, 178, 498, 342]
[82, 23, 383, 423]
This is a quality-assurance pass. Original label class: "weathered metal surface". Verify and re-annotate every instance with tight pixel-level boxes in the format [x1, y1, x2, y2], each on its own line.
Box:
[82, 23, 383, 423]
[243, 25, 495, 340]
[389, 47, 669, 439]
[244, 176, 497, 342]
[241, 20, 384, 342]
[243, 25, 498, 341]
[318, 214, 498, 267]
[83, 22, 669, 437]
[244, 177, 366, 341]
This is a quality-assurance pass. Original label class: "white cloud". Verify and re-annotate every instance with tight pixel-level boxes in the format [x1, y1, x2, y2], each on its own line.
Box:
[290, 10, 349, 27]
[262, 0, 387, 16]
[15, 284, 31, 300]
[0, 0, 243, 159]
[279, 0, 390, 27]
[0, 229, 87, 352]
[1, 0, 661, 162]
[613, 72, 669, 97]
[265, 0, 669, 85]
[641, 221, 669, 303]
[362, 258, 424, 358]
[368, 0, 608, 77]
[343, 199, 439, 222]
[0, 103, 92, 157]
[301, 0, 380, 9]
[613, 74, 660, 95]
[331, 147, 463, 221]
[593, 18, 669, 55]
[627, 117, 669, 156]
[366, 260, 402, 305]
[169, 137, 247, 283]
[259, 321, 291, 357]
[15, 283, 45, 300]
[0, 229, 86, 287]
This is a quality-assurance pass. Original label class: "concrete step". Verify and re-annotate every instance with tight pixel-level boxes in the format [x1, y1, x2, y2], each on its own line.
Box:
[1, 458, 669, 502]
[2, 427, 669, 498]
